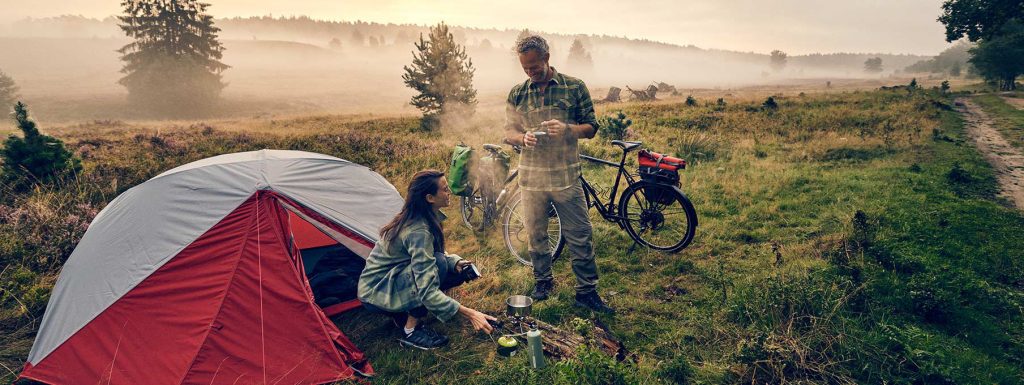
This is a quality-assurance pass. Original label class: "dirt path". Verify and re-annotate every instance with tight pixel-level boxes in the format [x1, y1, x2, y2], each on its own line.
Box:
[1000, 95, 1024, 110]
[955, 97, 1024, 210]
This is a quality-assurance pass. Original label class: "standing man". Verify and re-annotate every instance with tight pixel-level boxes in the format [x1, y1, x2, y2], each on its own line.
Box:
[504, 34, 614, 314]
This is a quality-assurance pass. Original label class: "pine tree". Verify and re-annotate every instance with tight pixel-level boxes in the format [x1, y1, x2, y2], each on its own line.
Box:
[117, 0, 229, 115]
[597, 111, 632, 140]
[0, 70, 18, 111]
[402, 22, 477, 130]
[1, 102, 81, 191]
[567, 37, 593, 71]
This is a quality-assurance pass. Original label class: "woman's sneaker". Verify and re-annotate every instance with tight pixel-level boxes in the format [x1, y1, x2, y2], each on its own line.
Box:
[399, 326, 449, 350]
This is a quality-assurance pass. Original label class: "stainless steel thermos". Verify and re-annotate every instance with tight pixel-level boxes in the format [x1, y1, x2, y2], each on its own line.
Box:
[526, 324, 546, 369]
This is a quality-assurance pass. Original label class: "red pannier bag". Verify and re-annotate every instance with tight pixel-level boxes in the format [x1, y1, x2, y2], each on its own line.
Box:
[638, 150, 685, 171]
[637, 150, 684, 205]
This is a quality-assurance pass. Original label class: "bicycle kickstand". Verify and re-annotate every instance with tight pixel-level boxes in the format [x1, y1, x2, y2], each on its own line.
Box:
[626, 240, 640, 255]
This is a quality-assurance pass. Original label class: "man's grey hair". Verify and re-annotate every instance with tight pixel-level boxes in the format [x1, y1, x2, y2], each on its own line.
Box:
[515, 34, 549, 56]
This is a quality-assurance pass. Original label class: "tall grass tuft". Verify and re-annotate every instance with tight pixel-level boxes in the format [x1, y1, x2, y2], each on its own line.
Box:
[673, 132, 721, 164]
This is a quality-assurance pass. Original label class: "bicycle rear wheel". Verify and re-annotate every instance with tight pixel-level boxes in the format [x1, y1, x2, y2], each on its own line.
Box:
[619, 181, 697, 252]
[502, 194, 565, 266]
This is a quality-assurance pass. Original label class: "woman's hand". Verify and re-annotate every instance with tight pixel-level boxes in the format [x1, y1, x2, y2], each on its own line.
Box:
[459, 305, 497, 333]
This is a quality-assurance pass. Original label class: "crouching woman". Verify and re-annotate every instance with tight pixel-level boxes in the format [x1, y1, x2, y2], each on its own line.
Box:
[358, 170, 496, 350]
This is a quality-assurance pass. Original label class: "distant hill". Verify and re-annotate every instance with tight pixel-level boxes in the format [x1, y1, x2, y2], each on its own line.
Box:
[0, 14, 931, 78]
[0, 14, 934, 123]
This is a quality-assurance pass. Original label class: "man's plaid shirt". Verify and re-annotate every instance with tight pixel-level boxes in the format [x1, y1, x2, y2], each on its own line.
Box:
[505, 68, 600, 192]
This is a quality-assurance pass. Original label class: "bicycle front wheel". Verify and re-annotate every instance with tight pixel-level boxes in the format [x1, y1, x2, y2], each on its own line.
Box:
[460, 189, 490, 231]
[502, 194, 565, 267]
[619, 181, 697, 252]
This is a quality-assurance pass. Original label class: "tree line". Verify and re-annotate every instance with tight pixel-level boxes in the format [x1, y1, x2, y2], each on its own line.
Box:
[6, 0, 1018, 125]
[904, 41, 973, 77]
[939, 0, 1024, 90]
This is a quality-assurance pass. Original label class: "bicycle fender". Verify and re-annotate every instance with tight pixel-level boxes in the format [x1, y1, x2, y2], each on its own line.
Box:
[670, 185, 698, 228]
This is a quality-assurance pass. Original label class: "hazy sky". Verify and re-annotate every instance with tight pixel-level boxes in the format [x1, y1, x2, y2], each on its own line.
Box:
[1, 0, 954, 55]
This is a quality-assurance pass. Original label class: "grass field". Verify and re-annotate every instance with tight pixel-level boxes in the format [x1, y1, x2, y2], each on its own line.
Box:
[1, 88, 1022, 384]
[972, 92, 1024, 151]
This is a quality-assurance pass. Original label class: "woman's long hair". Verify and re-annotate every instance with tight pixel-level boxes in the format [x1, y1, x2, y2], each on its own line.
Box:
[379, 170, 445, 252]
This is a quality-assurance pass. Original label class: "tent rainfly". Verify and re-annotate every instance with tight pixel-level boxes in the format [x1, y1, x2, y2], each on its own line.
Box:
[20, 150, 403, 385]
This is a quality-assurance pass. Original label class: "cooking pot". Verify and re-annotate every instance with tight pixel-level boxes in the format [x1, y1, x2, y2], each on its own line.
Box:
[506, 295, 533, 318]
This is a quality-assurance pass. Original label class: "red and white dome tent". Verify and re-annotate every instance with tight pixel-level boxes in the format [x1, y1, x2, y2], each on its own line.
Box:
[20, 150, 403, 384]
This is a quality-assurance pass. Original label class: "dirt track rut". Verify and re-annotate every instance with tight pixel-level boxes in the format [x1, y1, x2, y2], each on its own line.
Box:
[1001, 95, 1024, 110]
[955, 97, 1024, 210]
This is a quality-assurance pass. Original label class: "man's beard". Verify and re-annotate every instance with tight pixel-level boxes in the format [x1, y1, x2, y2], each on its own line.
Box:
[533, 66, 549, 82]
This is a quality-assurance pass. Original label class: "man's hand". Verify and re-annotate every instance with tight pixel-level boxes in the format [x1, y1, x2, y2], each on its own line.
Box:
[459, 305, 498, 333]
[523, 131, 538, 148]
[455, 259, 473, 272]
[541, 119, 570, 139]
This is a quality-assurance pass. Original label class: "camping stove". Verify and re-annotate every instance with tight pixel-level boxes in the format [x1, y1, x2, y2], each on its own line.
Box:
[505, 295, 533, 329]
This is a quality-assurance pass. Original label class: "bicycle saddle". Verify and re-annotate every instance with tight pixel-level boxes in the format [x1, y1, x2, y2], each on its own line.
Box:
[483, 143, 503, 151]
[611, 140, 643, 152]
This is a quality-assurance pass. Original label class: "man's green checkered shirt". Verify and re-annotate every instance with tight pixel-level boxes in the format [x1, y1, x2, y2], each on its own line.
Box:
[505, 68, 600, 192]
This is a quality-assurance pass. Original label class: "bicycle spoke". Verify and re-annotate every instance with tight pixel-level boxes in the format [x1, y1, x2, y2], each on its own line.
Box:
[504, 197, 560, 266]
[619, 183, 695, 250]
[649, 225, 685, 236]
[509, 209, 524, 225]
[506, 215, 527, 243]
[657, 208, 686, 215]
[649, 222, 688, 240]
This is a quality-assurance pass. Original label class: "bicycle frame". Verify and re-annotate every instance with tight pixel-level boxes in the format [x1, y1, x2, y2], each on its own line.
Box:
[482, 143, 638, 222]
[579, 149, 637, 225]
[460, 145, 518, 231]
[494, 168, 519, 209]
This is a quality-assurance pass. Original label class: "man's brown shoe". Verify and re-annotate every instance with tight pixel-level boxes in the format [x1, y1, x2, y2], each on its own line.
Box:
[530, 280, 554, 301]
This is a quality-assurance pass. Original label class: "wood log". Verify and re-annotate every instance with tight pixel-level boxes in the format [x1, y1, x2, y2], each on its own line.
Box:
[604, 86, 622, 102]
[625, 85, 655, 101]
[495, 317, 633, 362]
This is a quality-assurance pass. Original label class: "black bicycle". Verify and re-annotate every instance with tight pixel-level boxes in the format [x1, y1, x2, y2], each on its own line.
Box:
[501, 140, 698, 266]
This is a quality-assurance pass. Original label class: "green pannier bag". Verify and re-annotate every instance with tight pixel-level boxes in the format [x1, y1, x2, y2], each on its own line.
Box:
[480, 149, 511, 192]
[448, 144, 475, 196]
